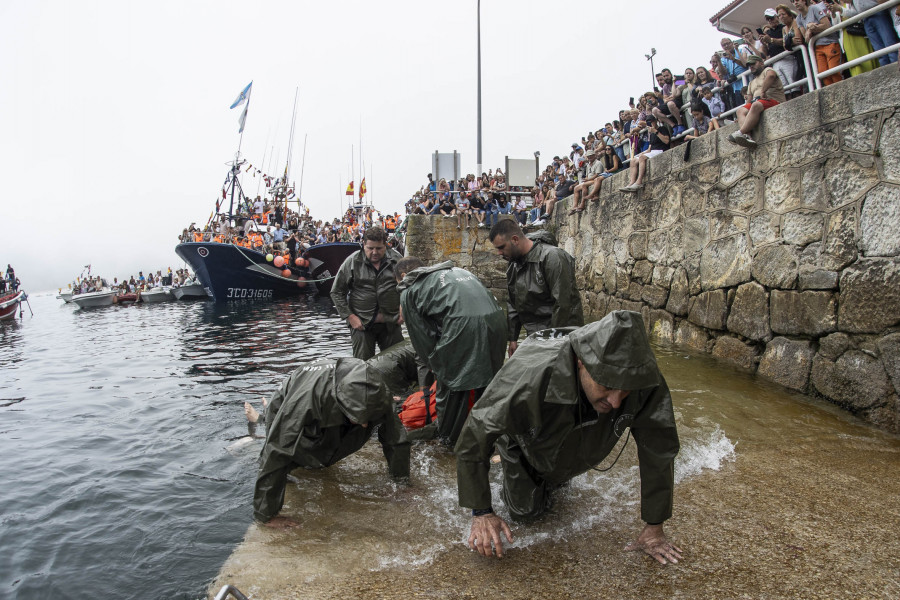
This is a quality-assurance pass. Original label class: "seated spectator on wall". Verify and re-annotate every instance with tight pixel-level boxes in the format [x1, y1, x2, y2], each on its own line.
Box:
[761, 7, 799, 89]
[684, 103, 721, 139]
[513, 195, 528, 226]
[555, 172, 576, 201]
[569, 151, 603, 214]
[599, 145, 622, 177]
[456, 193, 471, 230]
[833, 1, 899, 67]
[792, 0, 843, 86]
[470, 193, 487, 228]
[619, 115, 670, 193]
[439, 196, 456, 216]
[652, 69, 686, 135]
[679, 68, 697, 128]
[542, 184, 557, 219]
[728, 55, 787, 148]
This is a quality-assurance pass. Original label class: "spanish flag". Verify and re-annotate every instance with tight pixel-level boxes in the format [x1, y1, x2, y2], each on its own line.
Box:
[345, 181, 354, 196]
[359, 178, 367, 200]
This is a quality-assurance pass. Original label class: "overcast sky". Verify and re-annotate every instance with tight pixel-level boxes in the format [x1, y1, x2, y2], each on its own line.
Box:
[3, 0, 739, 292]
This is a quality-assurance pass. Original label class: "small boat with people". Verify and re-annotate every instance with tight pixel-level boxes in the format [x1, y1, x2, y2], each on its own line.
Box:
[71, 278, 118, 309]
[0, 290, 27, 321]
[172, 281, 209, 300]
[140, 287, 175, 303]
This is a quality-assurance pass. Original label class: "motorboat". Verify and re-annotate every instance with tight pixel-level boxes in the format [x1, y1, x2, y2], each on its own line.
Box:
[140, 287, 174, 303]
[71, 288, 117, 309]
[172, 282, 210, 300]
[57, 291, 74, 303]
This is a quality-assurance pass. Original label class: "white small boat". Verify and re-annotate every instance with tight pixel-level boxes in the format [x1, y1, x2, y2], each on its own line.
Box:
[172, 283, 209, 300]
[71, 288, 117, 308]
[140, 287, 174, 303]
[57, 291, 74, 303]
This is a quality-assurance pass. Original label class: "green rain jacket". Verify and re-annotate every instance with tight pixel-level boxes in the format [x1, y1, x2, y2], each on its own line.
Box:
[398, 261, 507, 391]
[253, 357, 410, 523]
[455, 311, 680, 525]
[330, 247, 404, 326]
[506, 230, 583, 342]
[367, 340, 432, 395]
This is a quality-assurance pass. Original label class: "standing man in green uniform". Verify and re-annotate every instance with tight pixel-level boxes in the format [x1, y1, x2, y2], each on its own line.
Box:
[456, 311, 682, 563]
[488, 220, 583, 357]
[252, 344, 423, 528]
[395, 257, 507, 446]
[331, 227, 404, 360]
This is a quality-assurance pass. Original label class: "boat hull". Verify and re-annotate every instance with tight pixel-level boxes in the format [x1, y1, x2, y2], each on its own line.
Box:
[72, 290, 117, 308]
[172, 284, 210, 300]
[0, 291, 24, 321]
[140, 288, 174, 303]
[174, 242, 358, 302]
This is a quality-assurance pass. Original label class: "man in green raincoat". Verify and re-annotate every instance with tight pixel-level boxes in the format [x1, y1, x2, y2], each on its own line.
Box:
[252, 344, 423, 527]
[395, 257, 507, 446]
[456, 311, 682, 564]
[488, 220, 583, 357]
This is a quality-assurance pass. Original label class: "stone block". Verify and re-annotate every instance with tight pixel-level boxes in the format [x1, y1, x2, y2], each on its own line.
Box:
[758, 337, 814, 392]
[666, 267, 690, 316]
[849, 65, 900, 116]
[628, 233, 647, 260]
[648, 309, 675, 344]
[779, 128, 840, 167]
[615, 266, 630, 293]
[751, 142, 778, 174]
[811, 351, 892, 410]
[715, 124, 745, 158]
[707, 187, 727, 211]
[727, 176, 761, 214]
[818, 74, 853, 123]
[647, 230, 669, 264]
[860, 184, 900, 257]
[700, 234, 752, 291]
[691, 162, 719, 189]
[657, 186, 682, 229]
[751, 244, 799, 289]
[674, 319, 710, 353]
[642, 285, 669, 309]
[626, 281, 644, 302]
[727, 282, 771, 342]
[798, 267, 839, 290]
[688, 289, 728, 330]
[770, 290, 837, 337]
[838, 258, 900, 333]
[683, 184, 706, 216]
[800, 160, 828, 212]
[763, 88, 822, 139]
[839, 113, 879, 153]
[620, 299, 644, 314]
[684, 216, 709, 256]
[823, 205, 859, 269]
[632, 260, 653, 284]
[880, 113, 900, 184]
[720, 152, 750, 187]
[710, 211, 749, 240]
[648, 149, 674, 181]
[712, 336, 760, 371]
[687, 129, 718, 164]
[652, 265, 675, 289]
[876, 333, 900, 395]
[632, 200, 658, 231]
[781, 210, 824, 247]
[603, 256, 617, 295]
[685, 253, 703, 295]
[818, 332, 850, 361]
[764, 169, 802, 214]
[613, 238, 629, 265]
[607, 296, 623, 313]
[824, 153, 878, 209]
[667, 223, 685, 265]
[749, 211, 781, 246]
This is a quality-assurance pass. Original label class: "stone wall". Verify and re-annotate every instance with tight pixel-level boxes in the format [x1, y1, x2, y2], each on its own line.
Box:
[403, 66, 900, 433]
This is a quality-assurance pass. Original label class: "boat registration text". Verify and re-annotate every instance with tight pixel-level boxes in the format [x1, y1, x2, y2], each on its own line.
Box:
[226, 288, 273, 299]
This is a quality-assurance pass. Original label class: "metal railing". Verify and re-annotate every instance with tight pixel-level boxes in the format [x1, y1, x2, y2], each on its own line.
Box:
[214, 584, 250, 600]
[808, 0, 900, 89]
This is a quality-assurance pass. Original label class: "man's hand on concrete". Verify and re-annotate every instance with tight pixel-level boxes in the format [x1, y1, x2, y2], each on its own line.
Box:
[468, 514, 514, 558]
[347, 314, 365, 330]
[625, 523, 682, 565]
[507, 341, 518, 357]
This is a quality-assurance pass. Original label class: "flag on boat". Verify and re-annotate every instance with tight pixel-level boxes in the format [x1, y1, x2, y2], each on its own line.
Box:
[230, 82, 253, 109]
[230, 81, 253, 133]
[359, 178, 367, 200]
[345, 181, 354, 196]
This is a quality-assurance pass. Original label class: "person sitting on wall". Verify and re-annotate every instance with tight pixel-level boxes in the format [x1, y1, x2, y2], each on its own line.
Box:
[727, 55, 786, 148]
[619, 115, 670, 193]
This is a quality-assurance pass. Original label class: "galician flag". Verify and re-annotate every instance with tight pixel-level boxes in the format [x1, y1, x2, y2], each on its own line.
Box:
[359, 178, 367, 200]
[346, 181, 354, 196]
[230, 81, 253, 133]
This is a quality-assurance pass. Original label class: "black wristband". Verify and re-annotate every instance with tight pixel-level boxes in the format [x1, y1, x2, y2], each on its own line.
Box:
[472, 507, 494, 517]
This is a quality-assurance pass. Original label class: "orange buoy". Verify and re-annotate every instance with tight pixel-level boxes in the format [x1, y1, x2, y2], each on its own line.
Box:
[300, 258, 309, 268]
[296, 277, 307, 288]
[294, 257, 303, 267]
[281, 269, 291, 277]
[273, 255, 284, 268]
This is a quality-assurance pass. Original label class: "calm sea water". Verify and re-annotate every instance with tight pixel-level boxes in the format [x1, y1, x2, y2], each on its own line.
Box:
[0, 291, 350, 600]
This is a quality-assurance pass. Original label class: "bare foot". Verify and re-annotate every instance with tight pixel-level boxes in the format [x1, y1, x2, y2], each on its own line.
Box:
[261, 516, 300, 529]
[244, 402, 259, 423]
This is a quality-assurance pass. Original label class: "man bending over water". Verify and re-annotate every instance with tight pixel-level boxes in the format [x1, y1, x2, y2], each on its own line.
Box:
[455, 311, 683, 564]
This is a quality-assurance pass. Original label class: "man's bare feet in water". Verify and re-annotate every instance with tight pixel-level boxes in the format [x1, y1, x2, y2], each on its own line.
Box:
[261, 516, 300, 529]
[244, 397, 268, 423]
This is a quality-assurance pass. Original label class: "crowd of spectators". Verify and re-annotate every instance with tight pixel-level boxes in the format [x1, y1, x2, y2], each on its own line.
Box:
[181, 195, 403, 261]
[405, 1, 899, 214]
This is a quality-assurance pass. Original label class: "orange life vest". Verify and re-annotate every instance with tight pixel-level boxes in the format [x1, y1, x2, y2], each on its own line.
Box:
[193, 232, 203, 242]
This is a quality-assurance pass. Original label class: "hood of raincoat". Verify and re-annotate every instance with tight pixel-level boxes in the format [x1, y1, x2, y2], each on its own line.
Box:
[526, 229, 557, 247]
[333, 357, 391, 424]
[396, 260, 453, 291]
[567, 310, 660, 390]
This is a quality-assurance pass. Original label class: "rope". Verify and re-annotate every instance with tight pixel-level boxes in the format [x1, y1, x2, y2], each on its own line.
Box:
[591, 430, 631, 473]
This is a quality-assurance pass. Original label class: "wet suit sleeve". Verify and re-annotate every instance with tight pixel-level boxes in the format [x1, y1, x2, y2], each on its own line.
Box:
[330, 256, 355, 321]
[630, 379, 680, 525]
